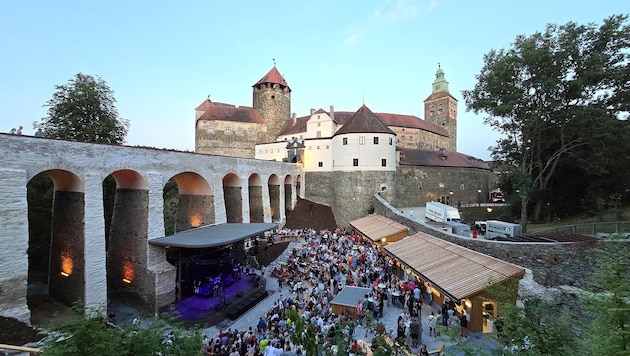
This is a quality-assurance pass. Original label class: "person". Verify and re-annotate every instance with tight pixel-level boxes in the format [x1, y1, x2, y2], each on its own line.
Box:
[409, 316, 421, 348]
[460, 312, 469, 338]
[16, 126, 23, 135]
[396, 315, 405, 341]
[428, 312, 437, 337]
[9, 128, 16, 134]
[419, 343, 429, 356]
[409, 209, 414, 217]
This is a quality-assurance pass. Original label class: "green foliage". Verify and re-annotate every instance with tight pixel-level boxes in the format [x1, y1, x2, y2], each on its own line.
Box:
[481, 278, 579, 356]
[582, 241, 630, 354]
[40, 311, 203, 356]
[463, 15, 630, 227]
[36, 73, 129, 144]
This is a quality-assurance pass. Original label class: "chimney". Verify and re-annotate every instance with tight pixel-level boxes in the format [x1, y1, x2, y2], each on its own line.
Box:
[330, 105, 335, 121]
[310, 108, 315, 115]
[292, 113, 296, 125]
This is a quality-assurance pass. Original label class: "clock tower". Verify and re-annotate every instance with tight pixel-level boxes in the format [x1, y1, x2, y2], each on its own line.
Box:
[424, 65, 458, 151]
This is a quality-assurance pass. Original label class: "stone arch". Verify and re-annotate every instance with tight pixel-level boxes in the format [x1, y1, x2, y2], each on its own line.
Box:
[30, 169, 86, 308]
[268, 174, 281, 222]
[248, 174, 264, 223]
[105, 169, 150, 312]
[222, 173, 243, 223]
[170, 172, 214, 232]
[284, 175, 294, 211]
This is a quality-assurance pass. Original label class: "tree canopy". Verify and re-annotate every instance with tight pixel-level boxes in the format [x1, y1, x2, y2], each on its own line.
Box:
[463, 15, 630, 228]
[35, 73, 129, 144]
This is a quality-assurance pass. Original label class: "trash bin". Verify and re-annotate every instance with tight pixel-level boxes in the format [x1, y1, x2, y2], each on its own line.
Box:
[472, 230, 478, 239]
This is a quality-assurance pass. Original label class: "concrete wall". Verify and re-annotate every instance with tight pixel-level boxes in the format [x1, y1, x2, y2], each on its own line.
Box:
[0, 134, 300, 323]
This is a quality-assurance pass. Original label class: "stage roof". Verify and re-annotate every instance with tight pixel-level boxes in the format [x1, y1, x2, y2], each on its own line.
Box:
[148, 223, 277, 248]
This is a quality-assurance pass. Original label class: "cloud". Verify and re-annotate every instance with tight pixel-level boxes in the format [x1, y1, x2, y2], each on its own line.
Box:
[343, 0, 438, 46]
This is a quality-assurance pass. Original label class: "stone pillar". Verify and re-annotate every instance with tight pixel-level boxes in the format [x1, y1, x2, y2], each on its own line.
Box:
[267, 183, 280, 223]
[0, 169, 30, 323]
[83, 173, 107, 312]
[146, 172, 175, 313]
[241, 179, 250, 223]
[213, 175, 227, 224]
[248, 184, 264, 223]
[278, 183, 286, 224]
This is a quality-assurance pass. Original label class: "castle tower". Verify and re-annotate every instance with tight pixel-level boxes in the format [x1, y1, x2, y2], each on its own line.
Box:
[424, 65, 457, 151]
[253, 65, 291, 142]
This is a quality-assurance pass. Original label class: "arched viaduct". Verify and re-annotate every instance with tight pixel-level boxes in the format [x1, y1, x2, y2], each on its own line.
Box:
[0, 134, 302, 323]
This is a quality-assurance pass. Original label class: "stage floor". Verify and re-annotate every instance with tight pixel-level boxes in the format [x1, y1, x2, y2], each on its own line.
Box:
[163, 273, 266, 327]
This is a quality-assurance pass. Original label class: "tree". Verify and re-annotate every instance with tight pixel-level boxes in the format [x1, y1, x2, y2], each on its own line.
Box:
[583, 240, 630, 354]
[36, 73, 129, 144]
[463, 15, 630, 230]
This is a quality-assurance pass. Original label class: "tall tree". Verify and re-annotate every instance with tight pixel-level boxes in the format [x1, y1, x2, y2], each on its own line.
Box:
[463, 15, 630, 229]
[36, 73, 129, 144]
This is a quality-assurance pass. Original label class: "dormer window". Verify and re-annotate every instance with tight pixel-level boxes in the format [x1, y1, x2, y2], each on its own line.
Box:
[343, 137, 348, 145]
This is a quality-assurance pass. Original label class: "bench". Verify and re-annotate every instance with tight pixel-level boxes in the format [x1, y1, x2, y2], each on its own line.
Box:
[428, 342, 445, 355]
[0, 343, 41, 355]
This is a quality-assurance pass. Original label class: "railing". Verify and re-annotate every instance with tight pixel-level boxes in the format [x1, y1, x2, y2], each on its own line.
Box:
[0, 343, 41, 355]
[535, 221, 630, 236]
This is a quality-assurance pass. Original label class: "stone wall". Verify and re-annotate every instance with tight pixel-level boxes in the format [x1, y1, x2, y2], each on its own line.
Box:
[175, 194, 215, 232]
[394, 165, 493, 208]
[253, 84, 291, 142]
[195, 129, 258, 158]
[390, 127, 449, 151]
[332, 171, 396, 227]
[304, 171, 334, 206]
[249, 186, 264, 222]
[373, 194, 608, 290]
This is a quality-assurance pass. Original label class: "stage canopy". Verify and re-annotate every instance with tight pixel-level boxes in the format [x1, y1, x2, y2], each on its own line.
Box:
[349, 214, 409, 244]
[148, 223, 277, 248]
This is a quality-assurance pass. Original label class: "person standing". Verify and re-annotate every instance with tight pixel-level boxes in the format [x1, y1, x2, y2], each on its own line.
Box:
[428, 312, 437, 337]
[16, 126, 23, 135]
[35, 128, 45, 137]
[409, 317, 421, 348]
[9, 128, 16, 134]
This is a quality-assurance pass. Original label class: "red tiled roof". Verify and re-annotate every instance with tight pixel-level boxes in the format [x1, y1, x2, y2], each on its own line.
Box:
[399, 148, 490, 169]
[277, 109, 448, 137]
[279, 116, 309, 136]
[253, 66, 291, 90]
[334, 105, 395, 136]
[424, 91, 457, 102]
[195, 99, 213, 111]
[197, 102, 264, 124]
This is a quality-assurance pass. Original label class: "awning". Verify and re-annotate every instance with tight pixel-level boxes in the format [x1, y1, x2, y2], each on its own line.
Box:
[331, 286, 371, 307]
[148, 223, 277, 248]
[384, 232, 525, 300]
[349, 214, 409, 243]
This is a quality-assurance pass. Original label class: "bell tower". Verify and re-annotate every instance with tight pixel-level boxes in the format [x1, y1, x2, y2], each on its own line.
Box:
[424, 64, 458, 151]
[253, 64, 291, 142]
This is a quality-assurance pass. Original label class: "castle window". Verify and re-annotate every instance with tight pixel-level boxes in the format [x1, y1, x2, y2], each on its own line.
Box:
[389, 138, 393, 145]
[382, 159, 387, 167]
[326, 145, 329, 149]
[373, 137, 379, 144]
[271, 95, 275, 99]
[353, 158, 359, 166]
[317, 146, 320, 150]
[236, 127, 243, 136]
[408, 135, 412, 141]
[316, 131, 321, 138]
[207, 126, 214, 134]
[248, 127, 254, 136]
[318, 162, 323, 167]
[225, 126, 232, 135]
[359, 136, 365, 145]
[317, 121, 321, 127]
[343, 137, 348, 145]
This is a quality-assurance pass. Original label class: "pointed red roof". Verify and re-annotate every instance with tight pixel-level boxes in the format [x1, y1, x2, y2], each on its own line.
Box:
[334, 105, 395, 136]
[253, 66, 291, 90]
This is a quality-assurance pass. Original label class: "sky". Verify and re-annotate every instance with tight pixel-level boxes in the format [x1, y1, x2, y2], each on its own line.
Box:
[1, 1, 626, 160]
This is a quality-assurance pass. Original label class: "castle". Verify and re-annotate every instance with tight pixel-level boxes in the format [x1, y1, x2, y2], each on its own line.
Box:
[195, 65, 493, 225]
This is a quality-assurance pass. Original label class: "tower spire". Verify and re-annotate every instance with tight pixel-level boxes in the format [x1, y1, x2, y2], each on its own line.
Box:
[432, 64, 449, 94]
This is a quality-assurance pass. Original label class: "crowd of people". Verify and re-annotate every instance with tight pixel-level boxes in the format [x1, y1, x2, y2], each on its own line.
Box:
[202, 228, 468, 355]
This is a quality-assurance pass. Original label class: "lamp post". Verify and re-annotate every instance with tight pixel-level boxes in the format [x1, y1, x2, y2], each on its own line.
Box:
[486, 207, 493, 220]
[449, 190, 454, 206]
[477, 189, 482, 207]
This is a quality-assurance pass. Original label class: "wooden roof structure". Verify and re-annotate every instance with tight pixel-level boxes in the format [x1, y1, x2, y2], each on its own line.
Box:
[349, 214, 409, 243]
[384, 232, 525, 300]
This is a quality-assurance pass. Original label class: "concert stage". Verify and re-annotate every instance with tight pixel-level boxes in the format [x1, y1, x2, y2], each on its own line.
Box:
[164, 272, 268, 328]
